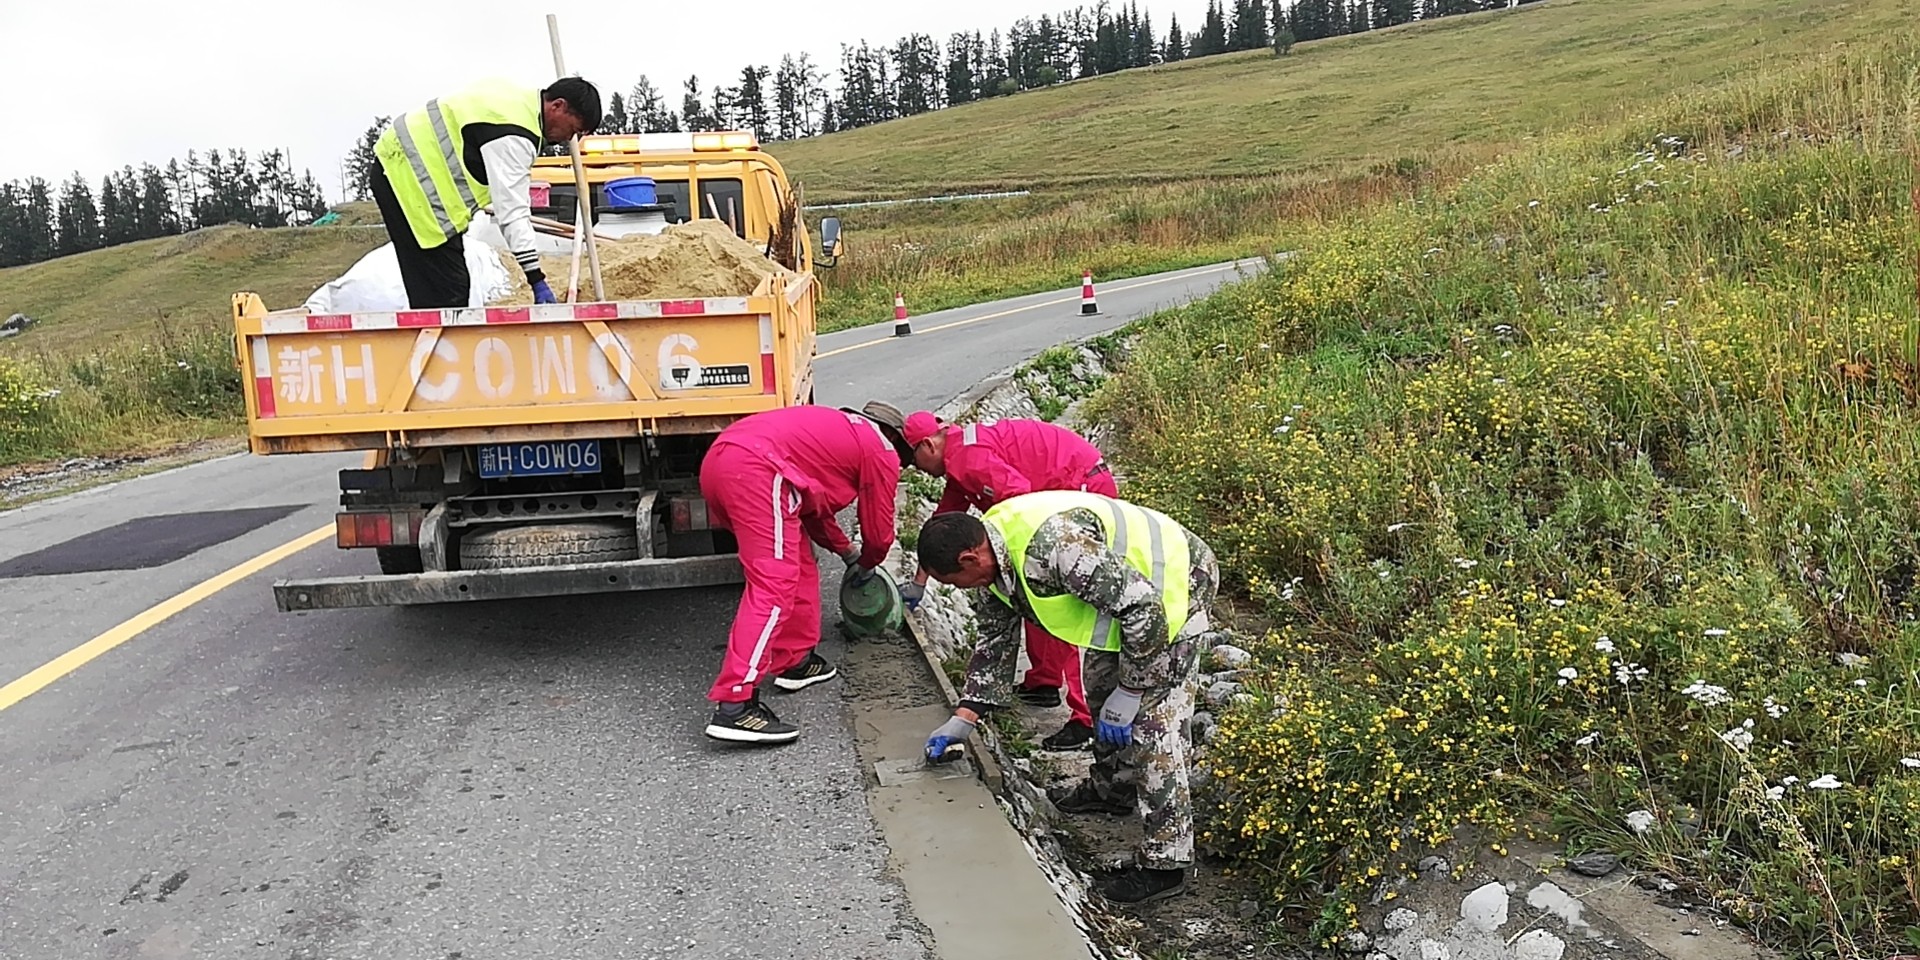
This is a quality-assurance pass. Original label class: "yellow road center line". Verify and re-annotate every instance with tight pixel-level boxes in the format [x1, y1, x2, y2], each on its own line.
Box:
[0, 523, 337, 713]
[816, 262, 1247, 360]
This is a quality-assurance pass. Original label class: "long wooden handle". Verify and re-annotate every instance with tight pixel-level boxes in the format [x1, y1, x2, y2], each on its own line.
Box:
[547, 14, 605, 302]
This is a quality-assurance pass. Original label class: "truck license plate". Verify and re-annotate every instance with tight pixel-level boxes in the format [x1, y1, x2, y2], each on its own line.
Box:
[476, 441, 602, 479]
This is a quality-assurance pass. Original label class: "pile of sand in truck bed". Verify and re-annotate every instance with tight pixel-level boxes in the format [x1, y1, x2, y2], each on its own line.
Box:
[490, 219, 792, 304]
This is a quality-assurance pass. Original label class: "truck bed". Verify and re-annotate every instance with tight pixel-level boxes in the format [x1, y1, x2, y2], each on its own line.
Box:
[232, 275, 816, 455]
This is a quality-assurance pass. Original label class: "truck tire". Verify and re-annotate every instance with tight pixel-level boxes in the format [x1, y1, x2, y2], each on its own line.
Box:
[376, 547, 424, 575]
[457, 521, 641, 570]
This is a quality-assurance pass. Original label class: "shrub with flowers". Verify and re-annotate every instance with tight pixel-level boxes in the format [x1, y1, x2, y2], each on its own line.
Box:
[1088, 40, 1920, 957]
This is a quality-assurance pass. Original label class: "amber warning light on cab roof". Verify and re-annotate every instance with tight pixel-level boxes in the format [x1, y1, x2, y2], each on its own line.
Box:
[578, 131, 760, 154]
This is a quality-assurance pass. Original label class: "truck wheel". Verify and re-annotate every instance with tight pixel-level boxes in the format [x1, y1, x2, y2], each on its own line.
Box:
[457, 521, 641, 570]
[376, 547, 424, 574]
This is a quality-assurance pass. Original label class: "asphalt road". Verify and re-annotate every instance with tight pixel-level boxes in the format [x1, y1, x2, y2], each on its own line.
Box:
[0, 259, 1264, 960]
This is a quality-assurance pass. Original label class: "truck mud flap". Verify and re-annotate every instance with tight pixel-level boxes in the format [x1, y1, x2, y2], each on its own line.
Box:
[273, 555, 745, 611]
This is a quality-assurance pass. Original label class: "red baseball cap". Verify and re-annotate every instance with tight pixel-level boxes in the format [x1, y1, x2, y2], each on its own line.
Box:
[904, 411, 942, 446]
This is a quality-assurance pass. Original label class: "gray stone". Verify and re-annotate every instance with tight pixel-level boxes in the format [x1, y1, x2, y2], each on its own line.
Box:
[1568, 852, 1620, 878]
[1417, 856, 1450, 878]
[1205, 680, 1244, 706]
[1459, 881, 1509, 932]
[1238, 899, 1260, 920]
[1188, 711, 1218, 746]
[2, 313, 34, 332]
[1419, 940, 1451, 960]
[1384, 908, 1419, 933]
[1514, 930, 1567, 960]
[1339, 931, 1372, 955]
[1208, 644, 1254, 671]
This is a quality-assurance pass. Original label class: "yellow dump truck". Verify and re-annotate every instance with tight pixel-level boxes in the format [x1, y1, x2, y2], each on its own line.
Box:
[234, 132, 844, 611]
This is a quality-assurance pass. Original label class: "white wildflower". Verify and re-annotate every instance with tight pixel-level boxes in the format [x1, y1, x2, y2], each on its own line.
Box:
[1853, 678, 1870, 688]
[1681, 680, 1732, 707]
[1808, 775, 1844, 791]
[1703, 628, 1729, 637]
[1275, 425, 1292, 435]
[1902, 758, 1920, 770]
[1387, 523, 1410, 533]
[1594, 637, 1616, 654]
[1557, 667, 1579, 687]
[1836, 653, 1869, 668]
[1765, 786, 1786, 802]
[1527, 199, 1541, 209]
[1575, 731, 1601, 747]
[1549, 598, 1568, 608]
[1764, 697, 1787, 719]
[1614, 661, 1649, 686]
[1625, 810, 1656, 834]
[1783, 775, 1800, 786]
[1452, 557, 1478, 570]
[1718, 719, 1755, 752]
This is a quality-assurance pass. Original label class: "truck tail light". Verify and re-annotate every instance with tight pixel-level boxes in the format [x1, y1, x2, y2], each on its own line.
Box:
[669, 496, 711, 533]
[336, 511, 424, 549]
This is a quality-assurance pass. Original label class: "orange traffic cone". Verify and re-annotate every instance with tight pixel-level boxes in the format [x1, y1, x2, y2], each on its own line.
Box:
[893, 292, 912, 337]
[1081, 270, 1099, 315]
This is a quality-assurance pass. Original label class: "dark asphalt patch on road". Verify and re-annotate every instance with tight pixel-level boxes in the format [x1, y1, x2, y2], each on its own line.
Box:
[0, 505, 304, 578]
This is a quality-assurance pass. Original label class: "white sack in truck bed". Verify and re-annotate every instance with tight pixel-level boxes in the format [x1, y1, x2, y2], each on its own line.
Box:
[491, 220, 794, 304]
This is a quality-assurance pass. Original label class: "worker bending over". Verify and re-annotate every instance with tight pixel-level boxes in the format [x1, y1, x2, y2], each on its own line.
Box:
[700, 403, 912, 744]
[900, 411, 1115, 750]
[373, 76, 602, 308]
[917, 491, 1218, 904]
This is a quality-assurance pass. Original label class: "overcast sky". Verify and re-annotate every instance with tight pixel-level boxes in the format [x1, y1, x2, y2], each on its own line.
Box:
[1, 0, 1212, 199]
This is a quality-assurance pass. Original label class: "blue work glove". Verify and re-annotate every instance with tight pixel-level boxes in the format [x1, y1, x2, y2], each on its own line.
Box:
[531, 279, 558, 305]
[926, 714, 976, 762]
[1096, 687, 1144, 748]
[898, 580, 926, 611]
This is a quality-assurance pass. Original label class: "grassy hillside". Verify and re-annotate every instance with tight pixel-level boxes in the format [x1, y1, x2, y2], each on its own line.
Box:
[1092, 36, 1920, 954]
[0, 224, 386, 354]
[772, 0, 1914, 200]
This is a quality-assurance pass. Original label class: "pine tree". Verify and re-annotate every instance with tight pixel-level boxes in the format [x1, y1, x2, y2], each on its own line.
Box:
[1229, 0, 1270, 49]
[682, 76, 711, 131]
[1347, 0, 1371, 33]
[98, 174, 126, 247]
[0, 183, 27, 268]
[629, 78, 677, 132]
[1163, 14, 1186, 61]
[1197, 1, 1229, 55]
[773, 56, 805, 140]
[1133, 5, 1157, 67]
[22, 178, 55, 262]
[982, 30, 1012, 97]
[1329, 0, 1349, 36]
[54, 173, 102, 257]
[736, 66, 772, 138]
[1374, 0, 1416, 28]
[135, 164, 178, 239]
[944, 32, 979, 104]
[344, 117, 389, 202]
[604, 92, 630, 134]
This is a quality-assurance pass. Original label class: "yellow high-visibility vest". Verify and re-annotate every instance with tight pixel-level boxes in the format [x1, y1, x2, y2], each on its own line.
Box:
[985, 491, 1192, 652]
[375, 78, 543, 248]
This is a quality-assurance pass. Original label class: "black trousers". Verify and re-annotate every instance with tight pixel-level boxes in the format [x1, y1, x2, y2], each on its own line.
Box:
[370, 168, 470, 309]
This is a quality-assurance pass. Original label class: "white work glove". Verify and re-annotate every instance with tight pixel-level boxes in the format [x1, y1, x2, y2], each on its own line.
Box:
[1096, 687, 1144, 747]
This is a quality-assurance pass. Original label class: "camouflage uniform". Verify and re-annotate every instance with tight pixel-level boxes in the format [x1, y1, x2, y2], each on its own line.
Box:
[959, 505, 1220, 870]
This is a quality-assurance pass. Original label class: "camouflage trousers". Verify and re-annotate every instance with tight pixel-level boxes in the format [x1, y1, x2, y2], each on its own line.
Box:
[1082, 636, 1200, 870]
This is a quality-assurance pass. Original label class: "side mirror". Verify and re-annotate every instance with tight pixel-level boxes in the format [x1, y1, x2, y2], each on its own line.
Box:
[820, 217, 842, 258]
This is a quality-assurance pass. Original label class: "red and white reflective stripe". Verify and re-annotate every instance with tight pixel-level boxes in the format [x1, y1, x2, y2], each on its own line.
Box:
[250, 337, 276, 419]
[259, 298, 756, 335]
[758, 315, 776, 395]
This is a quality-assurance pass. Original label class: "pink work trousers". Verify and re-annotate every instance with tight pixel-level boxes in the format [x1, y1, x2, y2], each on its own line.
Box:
[702, 443, 821, 704]
[1017, 471, 1119, 727]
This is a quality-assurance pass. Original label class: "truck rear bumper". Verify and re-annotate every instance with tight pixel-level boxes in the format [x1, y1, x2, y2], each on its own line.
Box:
[273, 555, 744, 611]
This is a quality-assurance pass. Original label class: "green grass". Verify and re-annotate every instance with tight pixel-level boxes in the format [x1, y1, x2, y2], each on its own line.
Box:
[772, 0, 1914, 200]
[1088, 34, 1920, 956]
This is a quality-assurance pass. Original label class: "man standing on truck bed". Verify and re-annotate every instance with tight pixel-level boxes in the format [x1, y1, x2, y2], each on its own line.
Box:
[915, 492, 1221, 904]
[371, 76, 603, 309]
[896, 411, 1115, 751]
[700, 402, 913, 744]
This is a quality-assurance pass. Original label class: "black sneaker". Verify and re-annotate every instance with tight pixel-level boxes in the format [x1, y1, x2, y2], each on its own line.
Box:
[773, 653, 838, 692]
[1016, 685, 1063, 707]
[1041, 720, 1095, 751]
[1097, 866, 1188, 904]
[1048, 780, 1134, 816]
[704, 697, 800, 744]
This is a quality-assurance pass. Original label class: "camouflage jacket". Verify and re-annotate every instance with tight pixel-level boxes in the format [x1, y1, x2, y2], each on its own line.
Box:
[959, 505, 1219, 709]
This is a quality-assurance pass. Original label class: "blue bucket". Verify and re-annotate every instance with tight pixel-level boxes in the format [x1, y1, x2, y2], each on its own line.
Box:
[603, 177, 658, 210]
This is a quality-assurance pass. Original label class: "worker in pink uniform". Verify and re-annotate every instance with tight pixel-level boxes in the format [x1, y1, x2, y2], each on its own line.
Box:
[898, 411, 1116, 750]
[700, 401, 911, 744]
